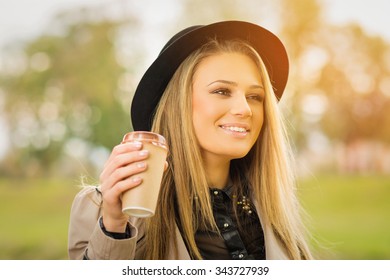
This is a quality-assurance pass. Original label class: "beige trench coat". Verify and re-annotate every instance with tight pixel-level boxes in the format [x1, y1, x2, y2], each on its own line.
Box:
[68, 186, 289, 260]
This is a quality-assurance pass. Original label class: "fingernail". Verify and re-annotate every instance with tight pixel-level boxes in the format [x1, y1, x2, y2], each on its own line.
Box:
[136, 162, 146, 169]
[133, 141, 142, 148]
[139, 150, 149, 156]
[131, 176, 142, 183]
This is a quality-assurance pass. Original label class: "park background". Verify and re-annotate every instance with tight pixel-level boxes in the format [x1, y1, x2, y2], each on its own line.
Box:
[0, 0, 389, 259]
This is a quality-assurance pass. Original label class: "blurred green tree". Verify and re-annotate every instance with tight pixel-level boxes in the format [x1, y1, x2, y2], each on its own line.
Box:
[279, 0, 390, 154]
[0, 8, 139, 176]
[317, 25, 390, 143]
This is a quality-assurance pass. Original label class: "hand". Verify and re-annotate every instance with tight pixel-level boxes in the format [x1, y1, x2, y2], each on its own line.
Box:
[99, 141, 149, 232]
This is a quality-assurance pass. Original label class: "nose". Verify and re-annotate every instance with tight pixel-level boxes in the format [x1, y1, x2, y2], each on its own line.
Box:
[230, 94, 252, 117]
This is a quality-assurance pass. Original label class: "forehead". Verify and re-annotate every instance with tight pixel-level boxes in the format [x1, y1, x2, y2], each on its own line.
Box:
[193, 52, 263, 84]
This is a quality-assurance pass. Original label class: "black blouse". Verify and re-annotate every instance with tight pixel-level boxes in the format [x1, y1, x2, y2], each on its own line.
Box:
[195, 185, 266, 260]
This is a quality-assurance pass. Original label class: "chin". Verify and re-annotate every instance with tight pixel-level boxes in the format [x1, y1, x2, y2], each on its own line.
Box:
[228, 150, 251, 160]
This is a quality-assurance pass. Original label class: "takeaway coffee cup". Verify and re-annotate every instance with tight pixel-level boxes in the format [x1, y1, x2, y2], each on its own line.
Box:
[121, 131, 168, 218]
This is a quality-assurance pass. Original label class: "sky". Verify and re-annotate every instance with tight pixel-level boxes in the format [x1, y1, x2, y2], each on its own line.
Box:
[0, 0, 117, 48]
[0, 0, 389, 159]
[322, 0, 389, 40]
[0, 0, 389, 48]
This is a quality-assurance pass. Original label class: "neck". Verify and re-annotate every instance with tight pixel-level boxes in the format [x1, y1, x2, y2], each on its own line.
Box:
[203, 155, 230, 189]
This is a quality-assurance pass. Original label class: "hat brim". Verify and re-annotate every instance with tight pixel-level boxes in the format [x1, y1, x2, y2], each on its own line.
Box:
[131, 20, 289, 131]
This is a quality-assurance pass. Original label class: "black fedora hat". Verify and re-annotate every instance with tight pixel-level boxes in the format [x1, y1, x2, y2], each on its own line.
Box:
[131, 20, 289, 131]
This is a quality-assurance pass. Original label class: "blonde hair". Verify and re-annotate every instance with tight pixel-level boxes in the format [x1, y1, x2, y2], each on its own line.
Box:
[143, 38, 312, 259]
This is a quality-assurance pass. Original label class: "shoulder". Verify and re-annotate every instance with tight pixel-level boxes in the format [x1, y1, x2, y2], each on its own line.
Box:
[74, 185, 102, 205]
[70, 185, 102, 221]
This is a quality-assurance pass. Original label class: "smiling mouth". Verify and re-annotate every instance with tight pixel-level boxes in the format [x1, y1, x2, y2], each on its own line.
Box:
[219, 125, 249, 133]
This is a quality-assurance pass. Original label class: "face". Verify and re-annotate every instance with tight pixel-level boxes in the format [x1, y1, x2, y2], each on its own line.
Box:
[192, 52, 264, 163]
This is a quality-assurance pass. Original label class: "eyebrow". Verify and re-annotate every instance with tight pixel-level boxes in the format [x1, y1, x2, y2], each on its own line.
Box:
[207, 80, 264, 89]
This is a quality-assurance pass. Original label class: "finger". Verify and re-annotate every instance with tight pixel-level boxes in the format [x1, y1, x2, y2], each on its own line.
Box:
[103, 141, 143, 169]
[101, 160, 148, 193]
[113, 176, 143, 197]
[103, 175, 143, 205]
[100, 149, 149, 183]
[101, 175, 143, 228]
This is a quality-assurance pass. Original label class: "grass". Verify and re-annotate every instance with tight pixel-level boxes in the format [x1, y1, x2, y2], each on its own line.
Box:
[0, 174, 389, 259]
[298, 174, 390, 259]
[0, 177, 81, 259]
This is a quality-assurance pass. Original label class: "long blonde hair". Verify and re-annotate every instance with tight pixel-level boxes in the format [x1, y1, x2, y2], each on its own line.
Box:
[143, 38, 312, 259]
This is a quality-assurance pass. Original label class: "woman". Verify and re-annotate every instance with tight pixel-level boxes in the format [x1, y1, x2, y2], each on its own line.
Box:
[68, 21, 312, 260]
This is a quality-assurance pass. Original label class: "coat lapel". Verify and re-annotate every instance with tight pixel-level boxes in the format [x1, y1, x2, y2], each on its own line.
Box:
[167, 226, 191, 259]
[254, 200, 290, 259]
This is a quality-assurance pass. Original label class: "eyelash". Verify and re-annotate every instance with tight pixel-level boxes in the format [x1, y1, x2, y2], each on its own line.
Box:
[212, 88, 231, 96]
[211, 88, 264, 101]
[248, 94, 264, 102]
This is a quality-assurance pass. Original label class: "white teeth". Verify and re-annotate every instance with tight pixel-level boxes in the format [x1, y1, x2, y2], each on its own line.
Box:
[221, 126, 247, 132]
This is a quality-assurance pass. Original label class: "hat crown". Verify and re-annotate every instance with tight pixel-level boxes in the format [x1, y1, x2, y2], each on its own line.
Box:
[159, 26, 203, 55]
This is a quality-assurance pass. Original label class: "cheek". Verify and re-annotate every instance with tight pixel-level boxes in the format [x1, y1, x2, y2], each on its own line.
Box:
[192, 95, 223, 150]
[252, 107, 264, 136]
[193, 93, 211, 114]
[192, 94, 205, 139]
[192, 94, 215, 127]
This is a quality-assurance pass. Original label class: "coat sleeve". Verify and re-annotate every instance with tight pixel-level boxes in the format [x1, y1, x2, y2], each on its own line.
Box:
[67, 186, 142, 259]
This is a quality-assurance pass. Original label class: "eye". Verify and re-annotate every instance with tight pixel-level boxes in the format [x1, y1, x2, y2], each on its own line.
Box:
[247, 94, 264, 102]
[211, 88, 231, 96]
